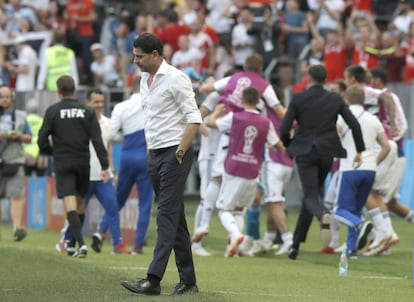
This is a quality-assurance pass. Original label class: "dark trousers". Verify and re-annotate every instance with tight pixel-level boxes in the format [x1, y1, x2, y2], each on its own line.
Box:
[292, 146, 333, 246]
[146, 146, 196, 285]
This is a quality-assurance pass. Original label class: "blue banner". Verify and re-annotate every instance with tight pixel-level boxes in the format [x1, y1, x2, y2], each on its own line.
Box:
[27, 177, 47, 229]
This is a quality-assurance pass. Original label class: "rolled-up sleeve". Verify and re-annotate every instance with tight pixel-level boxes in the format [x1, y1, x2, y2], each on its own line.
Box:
[174, 73, 202, 124]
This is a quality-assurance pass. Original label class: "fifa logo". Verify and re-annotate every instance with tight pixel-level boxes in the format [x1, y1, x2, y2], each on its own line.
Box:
[243, 126, 258, 154]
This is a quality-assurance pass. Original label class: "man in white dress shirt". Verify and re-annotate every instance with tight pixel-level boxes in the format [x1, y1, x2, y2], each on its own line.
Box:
[121, 33, 202, 296]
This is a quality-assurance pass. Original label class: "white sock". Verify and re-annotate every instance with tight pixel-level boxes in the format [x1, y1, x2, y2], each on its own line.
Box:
[200, 181, 220, 230]
[218, 210, 241, 237]
[405, 210, 414, 224]
[368, 207, 387, 237]
[233, 211, 245, 231]
[382, 211, 394, 235]
[329, 216, 340, 248]
[264, 231, 276, 244]
[194, 202, 203, 231]
[281, 232, 293, 246]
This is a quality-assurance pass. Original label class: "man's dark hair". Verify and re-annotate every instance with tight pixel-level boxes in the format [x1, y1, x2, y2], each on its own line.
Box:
[346, 65, 366, 83]
[332, 80, 347, 92]
[370, 67, 387, 84]
[133, 33, 163, 56]
[242, 87, 259, 106]
[308, 64, 327, 84]
[86, 88, 104, 100]
[54, 31, 66, 44]
[57, 75, 75, 97]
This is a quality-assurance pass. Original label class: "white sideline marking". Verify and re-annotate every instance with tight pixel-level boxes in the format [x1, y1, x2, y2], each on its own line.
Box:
[109, 266, 148, 270]
[359, 275, 404, 280]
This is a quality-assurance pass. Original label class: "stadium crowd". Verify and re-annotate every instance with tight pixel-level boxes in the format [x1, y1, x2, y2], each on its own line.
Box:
[1, 0, 414, 266]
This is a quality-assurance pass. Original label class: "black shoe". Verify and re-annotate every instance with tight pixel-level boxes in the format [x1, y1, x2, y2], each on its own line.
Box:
[172, 283, 199, 295]
[91, 232, 103, 253]
[73, 245, 88, 258]
[288, 247, 298, 260]
[347, 250, 358, 260]
[121, 278, 161, 295]
[13, 228, 27, 242]
[357, 221, 373, 250]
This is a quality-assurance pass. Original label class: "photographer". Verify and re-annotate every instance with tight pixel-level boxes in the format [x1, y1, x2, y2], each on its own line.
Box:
[0, 85, 32, 241]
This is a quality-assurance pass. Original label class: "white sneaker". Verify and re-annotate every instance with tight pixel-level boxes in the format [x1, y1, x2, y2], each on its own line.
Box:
[192, 227, 209, 243]
[224, 234, 244, 258]
[275, 242, 291, 256]
[260, 240, 273, 252]
[363, 233, 391, 256]
[238, 237, 253, 257]
[192, 243, 212, 256]
[334, 243, 347, 254]
[247, 241, 265, 256]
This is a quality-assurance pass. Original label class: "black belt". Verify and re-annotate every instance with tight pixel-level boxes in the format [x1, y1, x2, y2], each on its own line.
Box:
[148, 145, 177, 155]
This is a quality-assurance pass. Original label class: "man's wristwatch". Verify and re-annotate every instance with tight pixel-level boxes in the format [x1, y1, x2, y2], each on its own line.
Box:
[176, 149, 185, 158]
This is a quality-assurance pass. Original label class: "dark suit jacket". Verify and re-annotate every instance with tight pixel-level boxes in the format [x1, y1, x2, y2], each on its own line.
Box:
[280, 85, 365, 158]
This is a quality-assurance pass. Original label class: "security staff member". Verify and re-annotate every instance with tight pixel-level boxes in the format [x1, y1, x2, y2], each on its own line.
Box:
[36, 32, 79, 91]
[38, 75, 110, 258]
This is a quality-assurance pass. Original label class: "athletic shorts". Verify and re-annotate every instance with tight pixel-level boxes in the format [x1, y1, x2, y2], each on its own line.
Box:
[373, 140, 398, 194]
[0, 166, 25, 198]
[216, 172, 257, 210]
[211, 133, 229, 178]
[261, 161, 293, 203]
[380, 157, 406, 203]
[55, 161, 90, 198]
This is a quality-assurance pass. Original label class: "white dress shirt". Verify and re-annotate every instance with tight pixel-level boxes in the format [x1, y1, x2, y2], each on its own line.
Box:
[140, 60, 202, 149]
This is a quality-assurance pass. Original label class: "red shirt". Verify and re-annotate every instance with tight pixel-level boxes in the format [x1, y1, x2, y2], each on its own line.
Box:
[324, 44, 348, 83]
[353, 0, 372, 13]
[66, 0, 94, 37]
[157, 23, 192, 51]
[352, 44, 378, 69]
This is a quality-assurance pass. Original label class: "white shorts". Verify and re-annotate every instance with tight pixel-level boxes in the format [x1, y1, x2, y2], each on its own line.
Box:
[198, 158, 214, 200]
[260, 161, 293, 203]
[211, 133, 229, 178]
[380, 157, 406, 203]
[216, 172, 257, 210]
[373, 140, 398, 194]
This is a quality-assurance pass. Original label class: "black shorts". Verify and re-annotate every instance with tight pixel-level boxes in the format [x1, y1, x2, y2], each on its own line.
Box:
[54, 161, 90, 199]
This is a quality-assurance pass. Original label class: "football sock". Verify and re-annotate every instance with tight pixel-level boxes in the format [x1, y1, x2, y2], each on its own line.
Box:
[194, 202, 203, 231]
[329, 216, 340, 248]
[219, 210, 241, 237]
[200, 181, 219, 229]
[67, 211, 85, 247]
[233, 211, 244, 232]
[367, 207, 387, 237]
[404, 210, 414, 224]
[246, 205, 260, 240]
[382, 211, 394, 234]
[281, 232, 293, 246]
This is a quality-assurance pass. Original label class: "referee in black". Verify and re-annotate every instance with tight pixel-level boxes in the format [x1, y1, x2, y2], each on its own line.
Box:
[38, 75, 110, 258]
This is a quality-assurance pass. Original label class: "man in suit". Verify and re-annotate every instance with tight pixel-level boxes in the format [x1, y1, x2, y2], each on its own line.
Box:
[280, 64, 365, 260]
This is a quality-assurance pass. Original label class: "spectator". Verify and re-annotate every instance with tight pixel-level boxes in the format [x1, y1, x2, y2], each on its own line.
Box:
[37, 31, 79, 91]
[90, 42, 122, 88]
[6, 35, 37, 92]
[247, 4, 281, 68]
[401, 21, 414, 82]
[189, 18, 215, 77]
[310, 0, 345, 38]
[388, 0, 414, 35]
[0, 44, 10, 85]
[156, 8, 191, 51]
[206, 0, 234, 52]
[64, 0, 96, 85]
[282, 0, 309, 58]
[171, 34, 203, 72]
[22, 99, 48, 177]
[6, 0, 39, 33]
[232, 5, 256, 70]
[39, 0, 66, 34]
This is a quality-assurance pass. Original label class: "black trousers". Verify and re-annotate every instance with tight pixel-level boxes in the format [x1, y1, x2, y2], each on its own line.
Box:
[146, 146, 196, 285]
[292, 146, 333, 246]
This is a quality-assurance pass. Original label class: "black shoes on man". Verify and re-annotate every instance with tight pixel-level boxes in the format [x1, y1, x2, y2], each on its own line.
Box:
[121, 278, 198, 296]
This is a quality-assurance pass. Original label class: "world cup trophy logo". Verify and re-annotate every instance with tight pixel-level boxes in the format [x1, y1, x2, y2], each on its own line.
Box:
[243, 126, 258, 154]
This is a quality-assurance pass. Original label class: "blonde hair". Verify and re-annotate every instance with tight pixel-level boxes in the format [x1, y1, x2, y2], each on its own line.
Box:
[345, 85, 365, 105]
